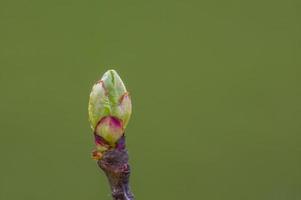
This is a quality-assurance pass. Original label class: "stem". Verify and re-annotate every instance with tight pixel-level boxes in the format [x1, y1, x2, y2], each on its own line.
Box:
[97, 140, 134, 200]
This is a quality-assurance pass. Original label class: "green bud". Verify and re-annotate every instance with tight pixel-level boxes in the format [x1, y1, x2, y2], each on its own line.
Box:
[88, 69, 132, 145]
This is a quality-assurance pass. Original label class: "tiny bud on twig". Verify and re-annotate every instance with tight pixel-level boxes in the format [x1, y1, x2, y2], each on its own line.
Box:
[88, 69, 134, 200]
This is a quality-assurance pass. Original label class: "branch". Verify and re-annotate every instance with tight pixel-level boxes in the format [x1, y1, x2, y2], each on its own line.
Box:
[98, 148, 134, 200]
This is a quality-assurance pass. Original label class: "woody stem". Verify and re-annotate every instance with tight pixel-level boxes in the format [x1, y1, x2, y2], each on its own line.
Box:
[97, 144, 134, 200]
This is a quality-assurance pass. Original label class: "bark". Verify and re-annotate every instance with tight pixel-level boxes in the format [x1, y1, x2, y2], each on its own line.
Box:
[97, 140, 134, 200]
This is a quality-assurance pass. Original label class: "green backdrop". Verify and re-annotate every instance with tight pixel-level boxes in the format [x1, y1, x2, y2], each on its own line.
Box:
[0, 0, 300, 199]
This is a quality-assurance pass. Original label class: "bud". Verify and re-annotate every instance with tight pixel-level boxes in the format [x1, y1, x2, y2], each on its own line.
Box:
[88, 70, 132, 150]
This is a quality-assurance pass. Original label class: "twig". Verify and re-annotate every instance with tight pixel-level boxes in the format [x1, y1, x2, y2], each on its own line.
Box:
[98, 144, 134, 200]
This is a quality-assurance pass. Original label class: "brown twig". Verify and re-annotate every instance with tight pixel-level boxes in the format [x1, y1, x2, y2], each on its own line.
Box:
[97, 137, 134, 200]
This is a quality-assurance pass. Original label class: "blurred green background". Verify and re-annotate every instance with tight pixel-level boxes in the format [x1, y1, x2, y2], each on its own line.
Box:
[0, 0, 300, 199]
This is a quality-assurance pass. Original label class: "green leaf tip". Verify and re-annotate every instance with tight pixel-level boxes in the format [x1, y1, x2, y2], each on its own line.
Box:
[88, 69, 132, 146]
